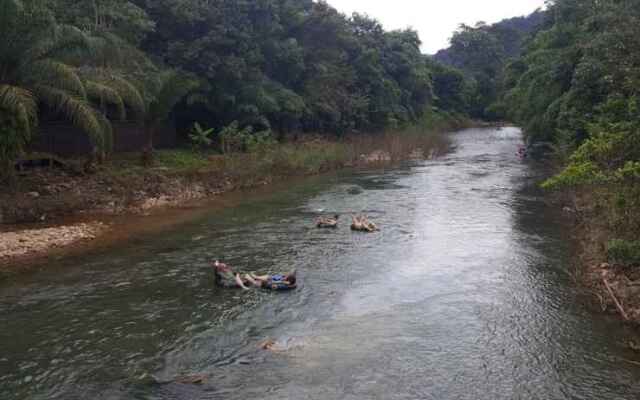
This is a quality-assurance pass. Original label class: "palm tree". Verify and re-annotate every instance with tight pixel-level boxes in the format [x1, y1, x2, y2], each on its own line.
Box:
[0, 1, 109, 156]
[141, 70, 200, 165]
[0, 0, 148, 174]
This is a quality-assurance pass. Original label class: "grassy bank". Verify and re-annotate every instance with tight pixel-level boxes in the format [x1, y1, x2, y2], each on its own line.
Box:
[538, 126, 640, 325]
[0, 115, 470, 226]
[560, 187, 640, 325]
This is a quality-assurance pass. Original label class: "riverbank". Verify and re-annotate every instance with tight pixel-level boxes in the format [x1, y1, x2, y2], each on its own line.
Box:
[564, 191, 640, 326]
[0, 118, 470, 271]
[0, 222, 106, 269]
[539, 164, 640, 327]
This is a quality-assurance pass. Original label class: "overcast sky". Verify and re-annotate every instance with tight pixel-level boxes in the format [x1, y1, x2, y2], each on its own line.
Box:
[326, 0, 546, 54]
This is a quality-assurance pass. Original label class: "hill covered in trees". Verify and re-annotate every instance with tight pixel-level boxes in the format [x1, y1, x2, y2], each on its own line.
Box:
[434, 12, 545, 66]
[432, 11, 545, 119]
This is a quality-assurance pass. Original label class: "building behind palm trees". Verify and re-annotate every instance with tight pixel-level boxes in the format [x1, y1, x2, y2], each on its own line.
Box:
[29, 121, 177, 157]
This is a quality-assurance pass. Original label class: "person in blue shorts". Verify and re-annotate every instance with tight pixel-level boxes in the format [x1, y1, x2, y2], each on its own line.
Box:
[245, 270, 297, 290]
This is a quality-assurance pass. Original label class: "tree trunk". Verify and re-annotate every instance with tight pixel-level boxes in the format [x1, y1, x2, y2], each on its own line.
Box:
[92, 0, 99, 31]
[141, 123, 155, 167]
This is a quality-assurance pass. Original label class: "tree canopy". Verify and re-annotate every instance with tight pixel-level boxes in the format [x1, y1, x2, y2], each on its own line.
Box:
[434, 11, 544, 119]
[0, 0, 474, 173]
[137, 0, 440, 134]
[433, 1, 640, 239]
[506, 0, 640, 238]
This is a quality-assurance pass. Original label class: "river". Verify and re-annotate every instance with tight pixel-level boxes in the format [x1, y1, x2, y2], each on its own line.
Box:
[1, 127, 640, 399]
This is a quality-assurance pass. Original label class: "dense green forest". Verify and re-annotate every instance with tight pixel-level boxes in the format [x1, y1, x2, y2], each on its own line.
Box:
[506, 0, 640, 253]
[0, 0, 476, 175]
[433, 0, 640, 256]
[434, 11, 544, 119]
[540, 0, 639, 256]
[506, 0, 639, 257]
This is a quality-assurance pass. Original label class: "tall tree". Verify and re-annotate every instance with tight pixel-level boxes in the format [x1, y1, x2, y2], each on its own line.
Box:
[505, 0, 640, 240]
[0, 0, 110, 171]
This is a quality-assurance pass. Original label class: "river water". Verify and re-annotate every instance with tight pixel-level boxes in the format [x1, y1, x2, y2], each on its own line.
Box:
[2, 127, 640, 399]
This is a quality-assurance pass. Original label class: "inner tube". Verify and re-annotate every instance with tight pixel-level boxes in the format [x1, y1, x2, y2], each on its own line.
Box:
[267, 281, 297, 291]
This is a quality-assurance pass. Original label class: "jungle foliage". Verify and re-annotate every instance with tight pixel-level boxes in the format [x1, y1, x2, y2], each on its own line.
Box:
[506, 0, 640, 244]
[136, 0, 440, 134]
[0, 0, 474, 178]
[435, 11, 545, 119]
[435, 0, 640, 245]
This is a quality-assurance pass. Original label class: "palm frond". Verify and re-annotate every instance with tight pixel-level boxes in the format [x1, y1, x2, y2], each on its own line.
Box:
[0, 84, 37, 133]
[148, 71, 200, 123]
[34, 85, 106, 149]
[89, 31, 124, 67]
[106, 75, 146, 120]
[90, 31, 156, 73]
[22, 24, 92, 65]
[22, 60, 87, 98]
[85, 81, 126, 121]
[78, 67, 146, 120]
[0, 83, 36, 147]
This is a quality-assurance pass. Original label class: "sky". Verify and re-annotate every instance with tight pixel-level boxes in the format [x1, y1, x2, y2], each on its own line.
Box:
[326, 0, 547, 54]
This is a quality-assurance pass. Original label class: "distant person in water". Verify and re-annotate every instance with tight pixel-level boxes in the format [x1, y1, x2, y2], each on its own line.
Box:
[351, 215, 379, 232]
[316, 214, 340, 228]
[517, 146, 528, 158]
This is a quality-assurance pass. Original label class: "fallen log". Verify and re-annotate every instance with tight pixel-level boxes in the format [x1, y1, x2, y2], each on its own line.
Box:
[602, 273, 630, 321]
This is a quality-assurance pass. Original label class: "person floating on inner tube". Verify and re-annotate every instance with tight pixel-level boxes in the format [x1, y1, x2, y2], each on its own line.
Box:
[212, 261, 297, 291]
[516, 146, 528, 159]
[351, 215, 379, 232]
[316, 214, 340, 228]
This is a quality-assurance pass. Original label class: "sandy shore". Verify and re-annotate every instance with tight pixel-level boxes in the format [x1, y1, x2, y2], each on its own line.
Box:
[0, 222, 107, 265]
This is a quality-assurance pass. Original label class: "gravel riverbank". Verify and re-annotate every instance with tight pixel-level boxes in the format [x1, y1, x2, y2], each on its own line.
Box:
[0, 222, 106, 267]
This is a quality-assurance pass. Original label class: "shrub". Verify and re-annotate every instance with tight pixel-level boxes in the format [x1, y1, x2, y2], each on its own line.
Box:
[607, 239, 640, 267]
[219, 121, 253, 154]
[154, 150, 209, 171]
[245, 130, 277, 153]
[188, 122, 214, 152]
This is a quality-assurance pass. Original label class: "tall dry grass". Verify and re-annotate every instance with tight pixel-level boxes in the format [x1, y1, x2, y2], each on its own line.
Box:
[346, 126, 451, 164]
[106, 111, 469, 189]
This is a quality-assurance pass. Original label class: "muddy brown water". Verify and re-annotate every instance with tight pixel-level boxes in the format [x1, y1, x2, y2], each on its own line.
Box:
[2, 127, 640, 399]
